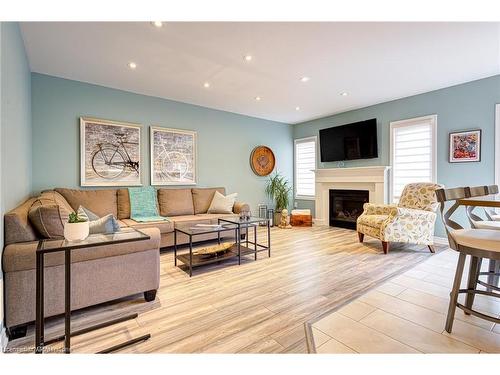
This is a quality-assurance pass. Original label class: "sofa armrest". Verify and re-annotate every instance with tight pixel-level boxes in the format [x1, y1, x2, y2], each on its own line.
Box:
[233, 201, 250, 214]
[361, 203, 398, 216]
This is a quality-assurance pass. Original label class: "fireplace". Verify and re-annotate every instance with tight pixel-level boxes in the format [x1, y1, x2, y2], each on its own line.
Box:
[329, 189, 369, 229]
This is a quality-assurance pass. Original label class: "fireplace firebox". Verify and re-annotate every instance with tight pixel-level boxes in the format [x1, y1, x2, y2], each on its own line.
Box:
[329, 189, 369, 229]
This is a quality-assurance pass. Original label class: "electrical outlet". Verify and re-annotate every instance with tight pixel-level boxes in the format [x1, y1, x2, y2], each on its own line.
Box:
[294, 201, 298, 208]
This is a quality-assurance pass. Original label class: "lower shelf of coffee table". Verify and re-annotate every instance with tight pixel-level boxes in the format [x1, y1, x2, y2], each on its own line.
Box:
[176, 244, 267, 268]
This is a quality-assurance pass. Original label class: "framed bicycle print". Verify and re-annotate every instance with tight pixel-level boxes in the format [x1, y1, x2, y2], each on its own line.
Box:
[150, 126, 197, 185]
[80, 117, 142, 186]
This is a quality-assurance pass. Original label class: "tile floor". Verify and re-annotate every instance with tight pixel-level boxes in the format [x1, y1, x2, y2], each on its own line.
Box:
[311, 249, 500, 353]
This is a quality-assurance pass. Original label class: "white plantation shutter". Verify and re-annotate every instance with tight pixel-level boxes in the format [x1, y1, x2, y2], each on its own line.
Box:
[295, 137, 317, 198]
[390, 115, 437, 203]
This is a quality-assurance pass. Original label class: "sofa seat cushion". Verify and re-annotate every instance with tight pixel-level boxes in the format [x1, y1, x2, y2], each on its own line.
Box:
[357, 214, 389, 229]
[55, 188, 118, 218]
[3, 228, 161, 272]
[117, 219, 129, 228]
[192, 187, 226, 214]
[121, 219, 174, 234]
[196, 213, 237, 224]
[158, 188, 195, 216]
[169, 214, 213, 228]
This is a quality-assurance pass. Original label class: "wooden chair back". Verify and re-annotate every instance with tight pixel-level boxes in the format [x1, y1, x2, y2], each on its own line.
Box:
[435, 185, 493, 249]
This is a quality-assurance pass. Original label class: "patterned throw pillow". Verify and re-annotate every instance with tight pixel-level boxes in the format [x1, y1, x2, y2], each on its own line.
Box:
[77, 205, 121, 234]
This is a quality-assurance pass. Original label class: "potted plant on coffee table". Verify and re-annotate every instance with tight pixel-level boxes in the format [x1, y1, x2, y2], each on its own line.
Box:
[64, 212, 90, 241]
[265, 172, 292, 226]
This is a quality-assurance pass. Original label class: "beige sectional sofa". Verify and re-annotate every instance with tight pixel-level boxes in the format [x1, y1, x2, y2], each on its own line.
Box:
[2, 186, 248, 338]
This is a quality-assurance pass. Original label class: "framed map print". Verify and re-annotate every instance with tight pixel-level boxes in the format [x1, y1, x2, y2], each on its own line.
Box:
[449, 129, 481, 163]
[80, 117, 142, 186]
[150, 126, 197, 185]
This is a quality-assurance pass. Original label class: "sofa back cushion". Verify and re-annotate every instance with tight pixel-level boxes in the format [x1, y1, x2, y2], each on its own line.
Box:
[55, 188, 118, 217]
[192, 187, 226, 214]
[158, 188, 194, 216]
[117, 189, 131, 219]
[4, 197, 39, 245]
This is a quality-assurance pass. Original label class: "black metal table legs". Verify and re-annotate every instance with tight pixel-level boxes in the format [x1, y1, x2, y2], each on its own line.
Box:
[35, 249, 151, 354]
[267, 220, 271, 257]
[35, 247, 44, 354]
[189, 236, 193, 277]
[174, 230, 177, 266]
[64, 249, 71, 353]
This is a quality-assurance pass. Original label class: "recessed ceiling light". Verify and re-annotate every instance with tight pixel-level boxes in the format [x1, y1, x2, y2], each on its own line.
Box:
[340, 92, 348, 96]
[128, 62, 137, 69]
[244, 55, 253, 62]
[255, 96, 261, 101]
[203, 82, 211, 88]
[300, 76, 310, 82]
[295, 106, 300, 111]
[152, 21, 163, 28]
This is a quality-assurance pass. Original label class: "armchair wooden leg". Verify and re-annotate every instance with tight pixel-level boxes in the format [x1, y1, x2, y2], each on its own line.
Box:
[382, 241, 389, 254]
[427, 245, 435, 253]
[358, 232, 364, 243]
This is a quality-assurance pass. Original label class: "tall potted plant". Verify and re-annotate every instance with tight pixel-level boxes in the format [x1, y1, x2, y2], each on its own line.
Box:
[265, 172, 292, 225]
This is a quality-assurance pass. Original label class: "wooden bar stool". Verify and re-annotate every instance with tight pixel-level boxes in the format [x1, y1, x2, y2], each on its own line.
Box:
[464, 185, 500, 291]
[435, 186, 500, 333]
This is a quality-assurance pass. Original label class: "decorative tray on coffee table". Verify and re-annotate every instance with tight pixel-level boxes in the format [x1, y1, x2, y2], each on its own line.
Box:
[192, 242, 234, 259]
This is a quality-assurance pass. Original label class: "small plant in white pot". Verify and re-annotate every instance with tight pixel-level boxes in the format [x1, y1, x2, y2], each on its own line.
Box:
[64, 212, 89, 241]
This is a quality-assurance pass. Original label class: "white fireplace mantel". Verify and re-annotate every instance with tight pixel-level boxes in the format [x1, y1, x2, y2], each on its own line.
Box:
[313, 166, 391, 226]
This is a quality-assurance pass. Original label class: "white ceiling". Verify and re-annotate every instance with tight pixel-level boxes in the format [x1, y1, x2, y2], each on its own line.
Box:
[20, 22, 500, 124]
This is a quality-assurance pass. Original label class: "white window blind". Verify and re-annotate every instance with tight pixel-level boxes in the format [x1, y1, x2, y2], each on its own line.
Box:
[295, 137, 317, 198]
[390, 115, 437, 203]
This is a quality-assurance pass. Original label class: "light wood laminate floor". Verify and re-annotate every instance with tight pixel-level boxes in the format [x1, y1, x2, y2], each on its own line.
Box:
[7, 226, 442, 353]
[311, 249, 500, 353]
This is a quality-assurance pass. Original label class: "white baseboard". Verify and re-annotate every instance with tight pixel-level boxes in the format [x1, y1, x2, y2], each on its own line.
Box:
[0, 324, 7, 353]
[433, 236, 449, 246]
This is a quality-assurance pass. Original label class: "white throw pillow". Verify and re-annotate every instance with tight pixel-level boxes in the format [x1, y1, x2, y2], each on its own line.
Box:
[207, 191, 238, 214]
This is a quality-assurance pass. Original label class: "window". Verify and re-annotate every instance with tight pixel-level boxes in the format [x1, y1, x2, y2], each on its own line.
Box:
[294, 136, 317, 199]
[390, 115, 437, 203]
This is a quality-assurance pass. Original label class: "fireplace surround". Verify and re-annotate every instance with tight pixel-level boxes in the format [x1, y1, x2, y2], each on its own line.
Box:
[329, 189, 369, 229]
[313, 166, 390, 226]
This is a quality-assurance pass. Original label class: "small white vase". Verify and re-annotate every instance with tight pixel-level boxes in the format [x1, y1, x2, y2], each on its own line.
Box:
[64, 221, 90, 241]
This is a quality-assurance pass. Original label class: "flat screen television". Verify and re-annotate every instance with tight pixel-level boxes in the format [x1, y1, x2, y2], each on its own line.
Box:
[319, 118, 378, 162]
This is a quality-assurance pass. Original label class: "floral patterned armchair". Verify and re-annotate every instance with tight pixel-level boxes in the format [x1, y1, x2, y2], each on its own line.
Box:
[356, 183, 443, 254]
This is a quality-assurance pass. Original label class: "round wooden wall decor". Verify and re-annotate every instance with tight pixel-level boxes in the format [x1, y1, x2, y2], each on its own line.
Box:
[250, 146, 276, 176]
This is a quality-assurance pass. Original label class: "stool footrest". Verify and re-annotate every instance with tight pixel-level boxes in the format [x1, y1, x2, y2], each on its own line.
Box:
[455, 302, 500, 324]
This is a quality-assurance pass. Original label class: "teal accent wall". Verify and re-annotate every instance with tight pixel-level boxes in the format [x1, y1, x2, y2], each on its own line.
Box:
[293, 75, 500, 236]
[31, 73, 294, 213]
[0, 22, 32, 338]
